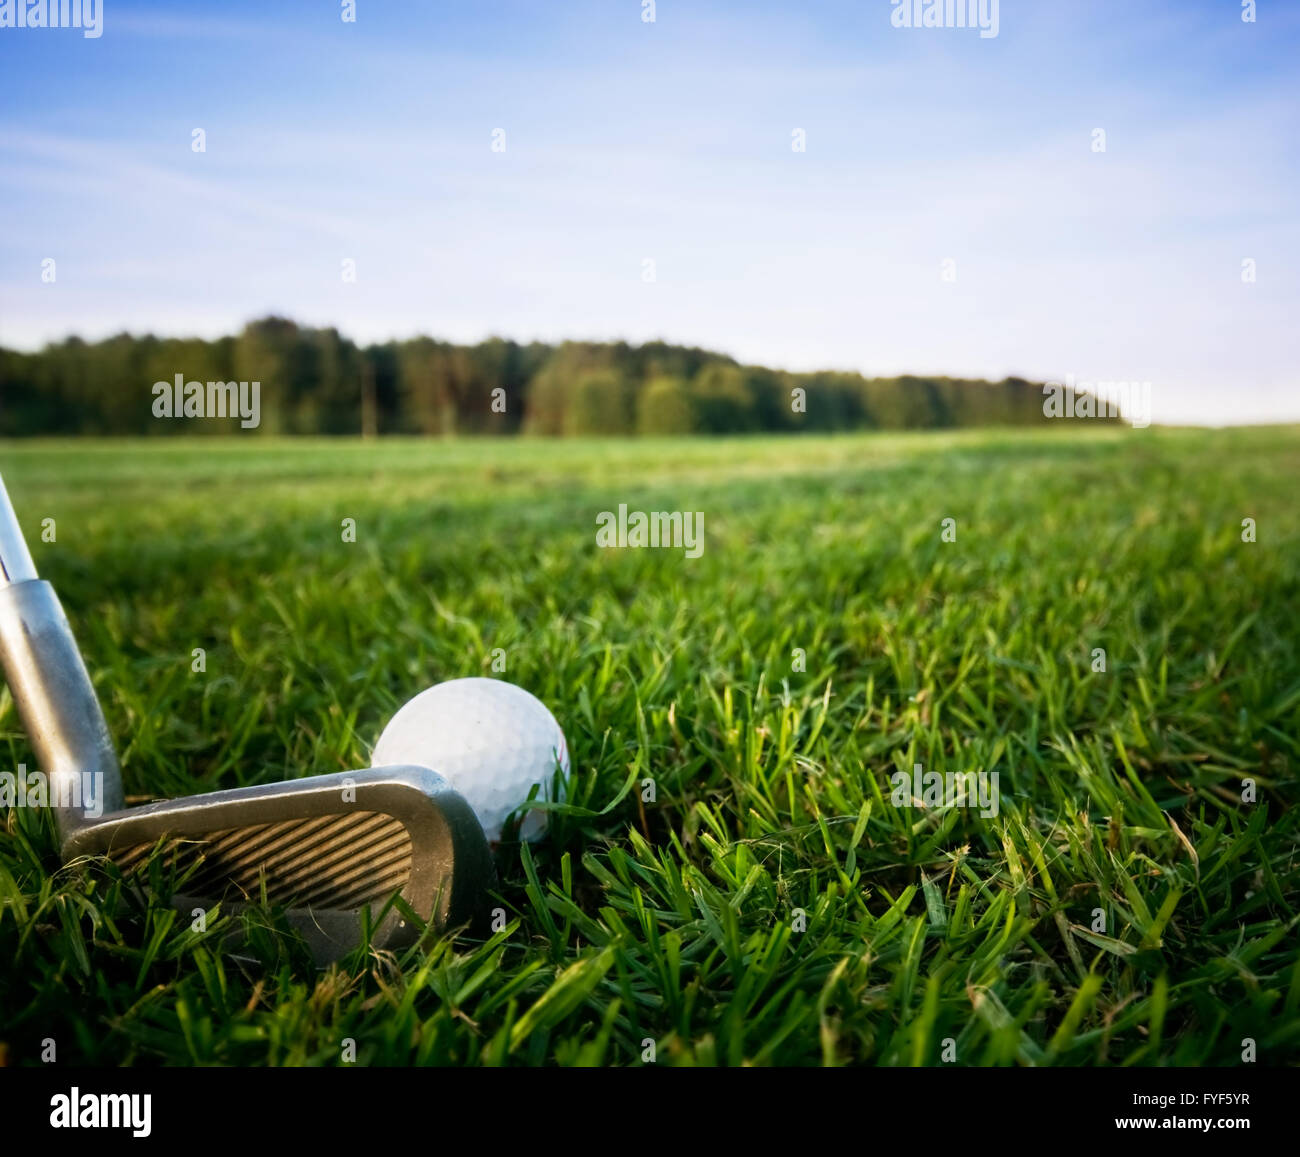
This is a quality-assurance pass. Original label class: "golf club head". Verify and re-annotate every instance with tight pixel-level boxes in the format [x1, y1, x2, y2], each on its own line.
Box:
[0, 473, 497, 964]
[61, 765, 497, 965]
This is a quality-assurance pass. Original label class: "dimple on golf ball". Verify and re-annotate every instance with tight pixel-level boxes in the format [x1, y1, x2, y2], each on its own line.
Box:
[371, 677, 568, 843]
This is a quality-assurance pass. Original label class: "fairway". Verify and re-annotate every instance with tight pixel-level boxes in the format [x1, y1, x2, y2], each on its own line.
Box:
[1, 425, 1297, 1066]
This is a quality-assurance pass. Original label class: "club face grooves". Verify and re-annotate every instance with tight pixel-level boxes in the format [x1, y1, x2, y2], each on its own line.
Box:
[60, 766, 497, 964]
[111, 811, 415, 911]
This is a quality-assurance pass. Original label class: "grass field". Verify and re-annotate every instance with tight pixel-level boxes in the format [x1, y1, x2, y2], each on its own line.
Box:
[1, 425, 1298, 1066]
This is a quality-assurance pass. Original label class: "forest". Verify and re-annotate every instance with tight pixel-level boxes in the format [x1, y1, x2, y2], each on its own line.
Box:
[0, 317, 1094, 436]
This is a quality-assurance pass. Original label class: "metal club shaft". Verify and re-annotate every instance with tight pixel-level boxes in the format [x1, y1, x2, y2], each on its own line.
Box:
[0, 470, 125, 834]
[0, 472, 39, 586]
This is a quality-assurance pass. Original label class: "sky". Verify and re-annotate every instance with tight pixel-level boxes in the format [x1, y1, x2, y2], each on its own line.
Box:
[1, 0, 1297, 426]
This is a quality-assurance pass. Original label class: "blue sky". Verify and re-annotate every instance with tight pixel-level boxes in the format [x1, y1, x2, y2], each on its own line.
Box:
[1, 0, 1297, 424]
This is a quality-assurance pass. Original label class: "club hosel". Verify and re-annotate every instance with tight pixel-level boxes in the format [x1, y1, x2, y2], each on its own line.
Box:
[0, 579, 125, 837]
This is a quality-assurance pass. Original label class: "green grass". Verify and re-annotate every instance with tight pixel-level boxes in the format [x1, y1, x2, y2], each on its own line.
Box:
[1, 425, 1298, 1066]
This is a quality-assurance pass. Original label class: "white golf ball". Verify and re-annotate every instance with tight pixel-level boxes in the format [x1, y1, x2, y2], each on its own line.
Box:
[371, 677, 568, 843]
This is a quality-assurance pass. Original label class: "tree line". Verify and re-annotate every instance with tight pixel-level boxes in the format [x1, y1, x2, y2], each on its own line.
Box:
[0, 317, 1095, 436]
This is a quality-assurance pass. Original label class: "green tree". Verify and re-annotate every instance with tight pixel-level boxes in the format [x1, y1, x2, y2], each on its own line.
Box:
[690, 365, 756, 433]
[565, 370, 634, 435]
[637, 376, 695, 434]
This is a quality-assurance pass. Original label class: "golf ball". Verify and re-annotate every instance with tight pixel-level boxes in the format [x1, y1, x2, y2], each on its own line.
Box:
[371, 677, 568, 843]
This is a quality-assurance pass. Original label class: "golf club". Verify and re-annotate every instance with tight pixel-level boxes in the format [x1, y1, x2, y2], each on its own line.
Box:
[0, 471, 495, 964]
